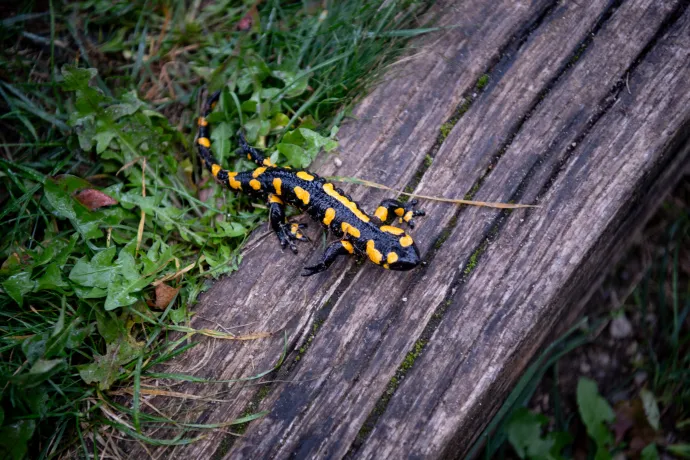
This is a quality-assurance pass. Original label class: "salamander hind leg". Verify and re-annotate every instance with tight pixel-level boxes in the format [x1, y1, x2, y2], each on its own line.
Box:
[302, 240, 354, 276]
[373, 199, 426, 228]
[268, 195, 308, 253]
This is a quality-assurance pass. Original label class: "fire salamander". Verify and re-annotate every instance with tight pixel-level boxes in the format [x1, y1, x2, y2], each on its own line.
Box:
[196, 91, 425, 276]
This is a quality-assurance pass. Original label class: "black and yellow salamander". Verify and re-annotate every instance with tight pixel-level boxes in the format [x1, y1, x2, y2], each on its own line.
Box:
[196, 91, 425, 276]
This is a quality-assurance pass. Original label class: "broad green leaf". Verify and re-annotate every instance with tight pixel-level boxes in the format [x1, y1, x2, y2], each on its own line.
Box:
[73, 286, 107, 299]
[0, 419, 35, 460]
[44, 316, 81, 359]
[24, 391, 50, 418]
[300, 127, 338, 152]
[2, 271, 34, 305]
[78, 335, 144, 390]
[103, 245, 153, 310]
[641, 444, 659, 460]
[210, 121, 235, 163]
[271, 113, 290, 131]
[105, 90, 144, 120]
[0, 252, 23, 276]
[32, 239, 65, 267]
[505, 408, 569, 460]
[21, 332, 48, 364]
[507, 409, 553, 459]
[213, 221, 248, 238]
[54, 233, 79, 268]
[61, 66, 97, 91]
[273, 69, 309, 98]
[69, 246, 117, 288]
[104, 277, 148, 310]
[66, 322, 96, 349]
[72, 205, 104, 240]
[35, 263, 68, 292]
[577, 377, 614, 460]
[95, 310, 121, 342]
[43, 176, 103, 239]
[243, 118, 270, 143]
[169, 306, 187, 324]
[11, 358, 66, 388]
[43, 178, 77, 219]
[118, 192, 158, 214]
[241, 99, 258, 113]
[52, 174, 92, 194]
[276, 142, 308, 169]
[94, 131, 116, 154]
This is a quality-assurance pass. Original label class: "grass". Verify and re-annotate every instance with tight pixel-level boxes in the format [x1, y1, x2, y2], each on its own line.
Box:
[0, 1, 434, 457]
[469, 187, 690, 459]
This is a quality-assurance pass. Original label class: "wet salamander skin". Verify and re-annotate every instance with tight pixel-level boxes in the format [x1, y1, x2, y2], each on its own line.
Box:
[196, 91, 425, 276]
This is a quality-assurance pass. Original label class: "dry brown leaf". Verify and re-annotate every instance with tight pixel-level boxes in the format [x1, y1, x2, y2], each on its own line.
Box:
[613, 400, 636, 443]
[153, 283, 180, 310]
[237, 6, 259, 31]
[74, 189, 118, 210]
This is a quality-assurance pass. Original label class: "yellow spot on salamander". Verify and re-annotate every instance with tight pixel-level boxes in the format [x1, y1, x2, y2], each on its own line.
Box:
[252, 167, 267, 178]
[341, 241, 354, 254]
[394, 207, 405, 217]
[296, 171, 314, 181]
[211, 164, 221, 178]
[399, 234, 414, 247]
[228, 172, 242, 190]
[294, 186, 310, 205]
[322, 183, 371, 223]
[249, 179, 261, 191]
[380, 225, 405, 235]
[387, 252, 399, 264]
[366, 240, 383, 264]
[263, 158, 275, 167]
[341, 222, 361, 238]
[323, 208, 336, 226]
[375, 206, 388, 221]
[198, 117, 208, 127]
[290, 223, 303, 239]
[198, 137, 211, 148]
[403, 210, 414, 222]
[247, 154, 252, 160]
[273, 178, 282, 195]
[268, 194, 283, 204]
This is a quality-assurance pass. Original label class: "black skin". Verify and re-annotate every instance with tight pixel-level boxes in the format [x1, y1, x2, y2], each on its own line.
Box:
[196, 91, 425, 276]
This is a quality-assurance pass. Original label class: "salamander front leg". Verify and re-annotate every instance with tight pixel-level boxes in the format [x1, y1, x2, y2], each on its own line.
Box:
[373, 199, 426, 228]
[268, 195, 308, 253]
[302, 240, 354, 276]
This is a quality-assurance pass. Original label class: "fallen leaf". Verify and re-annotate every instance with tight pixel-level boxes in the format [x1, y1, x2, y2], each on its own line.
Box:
[613, 400, 636, 443]
[153, 283, 180, 310]
[640, 389, 660, 431]
[237, 7, 257, 31]
[237, 14, 253, 31]
[74, 189, 118, 210]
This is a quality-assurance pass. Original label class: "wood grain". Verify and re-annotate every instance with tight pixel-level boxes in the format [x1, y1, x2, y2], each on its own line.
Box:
[132, 0, 690, 458]
[359, 3, 690, 458]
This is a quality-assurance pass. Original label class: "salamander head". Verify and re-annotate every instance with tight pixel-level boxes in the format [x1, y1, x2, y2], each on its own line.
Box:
[387, 241, 421, 271]
[368, 226, 422, 271]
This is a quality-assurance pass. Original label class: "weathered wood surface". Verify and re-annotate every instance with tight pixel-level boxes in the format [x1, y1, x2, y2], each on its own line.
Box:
[138, 0, 690, 458]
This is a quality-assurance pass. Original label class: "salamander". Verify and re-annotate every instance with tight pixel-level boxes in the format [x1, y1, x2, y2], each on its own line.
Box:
[196, 91, 425, 276]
